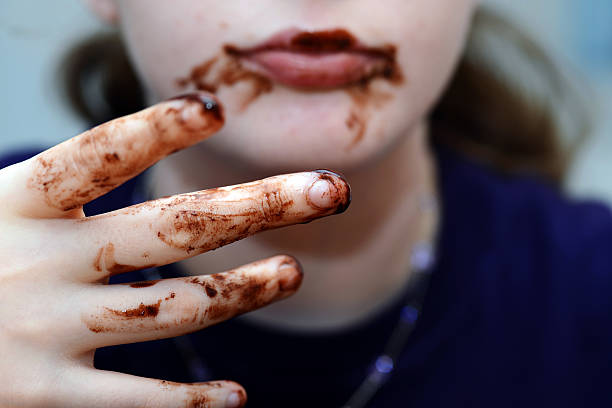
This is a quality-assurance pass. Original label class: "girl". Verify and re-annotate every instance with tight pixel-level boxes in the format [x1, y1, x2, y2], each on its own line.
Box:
[1, 1, 610, 407]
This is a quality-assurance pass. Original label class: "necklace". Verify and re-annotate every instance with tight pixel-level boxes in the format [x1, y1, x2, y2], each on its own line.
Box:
[132, 175, 438, 407]
[342, 236, 436, 408]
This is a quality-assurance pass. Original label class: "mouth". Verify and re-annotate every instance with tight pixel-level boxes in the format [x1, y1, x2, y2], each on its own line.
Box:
[224, 28, 401, 89]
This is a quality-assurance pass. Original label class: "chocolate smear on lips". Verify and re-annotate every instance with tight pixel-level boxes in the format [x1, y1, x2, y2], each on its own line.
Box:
[176, 27, 403, 149]
[223, 28, 403, 88]
[176, 55, 272, 111]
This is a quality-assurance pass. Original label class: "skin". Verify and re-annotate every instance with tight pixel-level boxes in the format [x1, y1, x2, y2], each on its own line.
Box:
[1, 0, 478, 406]
[0, 95, 349, 407]
[111, 0, 476, 328]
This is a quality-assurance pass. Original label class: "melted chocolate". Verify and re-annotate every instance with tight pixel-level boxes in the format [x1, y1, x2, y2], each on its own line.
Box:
[84, 257, 301, 335]
[185, 383, 246, 408]
[187, 257, 302, 323]
[129, 280, 159, 288]
[277, 257, 304, 292]
[85, 299, 165, 333]
[147, 172, 348, 254]
[29, 92, 225, 212]
[176, 29, 402, 149]
[94, 242, 158, 275]
[205, 285, 218, 298]
[290, 29, 355, 52]
[345, 112, 366, 149]
[107, 300, 162, 318]
[169, 92, 224, 123]
[176, 55, 272, 111]
[309, 170, 352, 214]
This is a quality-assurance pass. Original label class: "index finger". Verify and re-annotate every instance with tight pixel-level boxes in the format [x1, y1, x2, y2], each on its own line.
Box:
[5, 92, 223, 218]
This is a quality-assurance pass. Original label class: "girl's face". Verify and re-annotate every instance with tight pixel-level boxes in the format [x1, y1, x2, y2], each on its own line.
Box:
[107, 0, 477, 171]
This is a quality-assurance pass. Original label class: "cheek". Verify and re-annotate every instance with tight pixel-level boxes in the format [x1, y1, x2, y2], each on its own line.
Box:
[118, 1, 228, 100]
[118, 0, 475, 171]
[397, 1, 475, 112]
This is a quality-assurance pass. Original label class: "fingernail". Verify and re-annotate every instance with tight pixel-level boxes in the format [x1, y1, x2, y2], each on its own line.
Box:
[226, 390, 246, 408]
[167, 92, 225, 131]
[277, 257, 304, 292]
[306, 170, 351, 214]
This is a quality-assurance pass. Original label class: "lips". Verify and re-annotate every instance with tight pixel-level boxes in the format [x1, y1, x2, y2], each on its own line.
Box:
[224, 28, 400, 89]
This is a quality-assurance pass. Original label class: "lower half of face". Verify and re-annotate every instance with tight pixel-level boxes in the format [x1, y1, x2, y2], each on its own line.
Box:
[117, 0, 477, 172]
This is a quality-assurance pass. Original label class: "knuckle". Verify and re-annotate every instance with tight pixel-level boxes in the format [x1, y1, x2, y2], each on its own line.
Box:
[168, 289, 205, 326]
[0, 276, 57, 342]
[9, 316, 49, 339]
[258, 190, 292, 223]
[0, 368, 55, 408]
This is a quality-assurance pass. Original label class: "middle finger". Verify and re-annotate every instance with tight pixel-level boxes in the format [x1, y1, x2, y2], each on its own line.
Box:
[70, 170, 350, 281]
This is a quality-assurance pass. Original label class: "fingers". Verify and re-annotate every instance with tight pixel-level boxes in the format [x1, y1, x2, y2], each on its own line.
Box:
[72, 170, 349, 281]
[78, 256, 302, 348]
[57, 369, 246, 408]
[6, 92, 224, 218]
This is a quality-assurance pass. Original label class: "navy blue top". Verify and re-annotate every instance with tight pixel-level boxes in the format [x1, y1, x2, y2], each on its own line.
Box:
[3, 147, 612, 407]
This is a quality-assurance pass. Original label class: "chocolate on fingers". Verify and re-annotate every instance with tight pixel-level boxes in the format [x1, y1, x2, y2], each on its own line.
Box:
[7, 92, 223, 218]
[78, 256, 302, 348]
[72, 170, 350, 281]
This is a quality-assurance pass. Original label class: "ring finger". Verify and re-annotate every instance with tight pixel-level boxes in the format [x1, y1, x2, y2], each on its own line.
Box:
[75, 255, 302, 350]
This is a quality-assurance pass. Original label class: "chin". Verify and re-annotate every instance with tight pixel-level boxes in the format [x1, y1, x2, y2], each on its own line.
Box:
[206, 134, 394, 174]
[198, 83, 413, 173]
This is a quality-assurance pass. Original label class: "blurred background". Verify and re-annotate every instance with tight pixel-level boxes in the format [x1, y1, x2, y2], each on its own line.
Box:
[1, 0, 611, 202]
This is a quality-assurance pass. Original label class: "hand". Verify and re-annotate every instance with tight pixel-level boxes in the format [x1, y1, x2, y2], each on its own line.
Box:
[0, 92, 350, 408]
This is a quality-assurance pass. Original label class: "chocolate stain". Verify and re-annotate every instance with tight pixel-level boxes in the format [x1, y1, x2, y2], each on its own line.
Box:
[93, 242, 158, 275]
[104, 152, 120, 163]
[277, 257, 304, 292]
[177, 54, 272, 111]
[205, 285, 218, 298]
[185, 383, 246, 408]
[158, 380, 245, 408]
[129, 280, 160, 288]
[169, 93, 224, 124]
[104, 243, 135, 275]
[176, 29, 403, 148]
[200, 274, 268, 322]
[85, 292, 179, 333]
[308, 170, 352, 215]
[146, 171, 348, 254]
[86, 303, 163, 334]
[107, 300, 162, 319]
[29, 93, 224, 212]
[343, 79, 396, 149]
[187, 257, 301, 323]
[85, 257, 301, 334]
[345, 111, 366, 148]
[188, 394, 210, 408]
[93, 247, 104, 272]
[289, 29, 356, 52]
